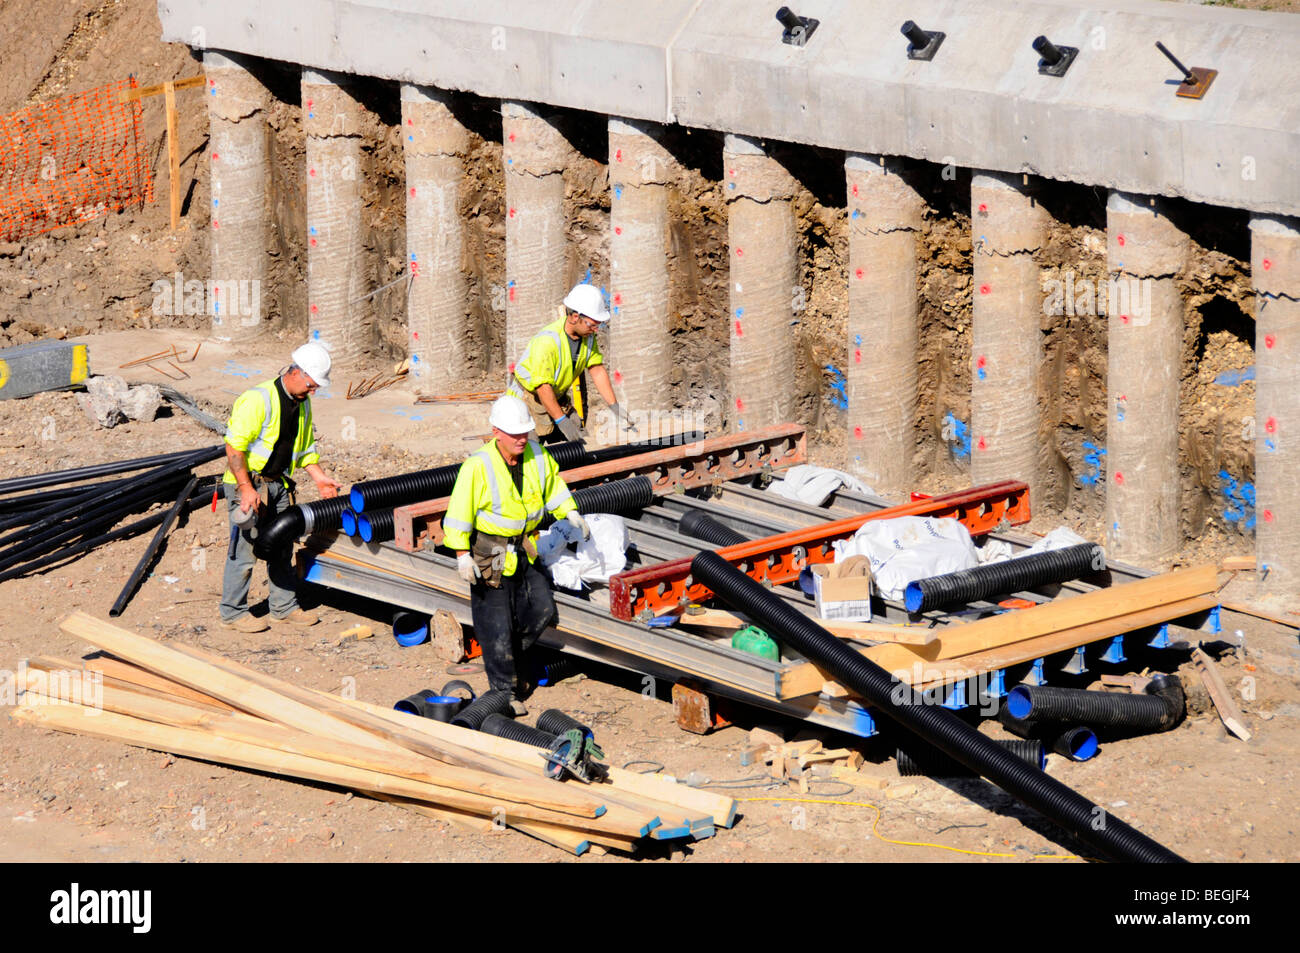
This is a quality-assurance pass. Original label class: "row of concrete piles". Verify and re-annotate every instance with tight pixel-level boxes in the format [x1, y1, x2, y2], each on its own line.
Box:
[202, 52, 1299, 599]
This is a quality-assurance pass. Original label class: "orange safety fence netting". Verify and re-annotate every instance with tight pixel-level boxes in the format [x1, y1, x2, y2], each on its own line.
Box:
[0, 77, 154, 242]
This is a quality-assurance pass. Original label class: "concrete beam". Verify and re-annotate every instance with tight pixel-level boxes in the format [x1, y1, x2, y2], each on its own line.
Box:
[1104, 191, 1189, 569]
[844, 154, 923, 497]
[401, 84, 471, 390]
[0, 341, 90, 400]
[1251, 214, 1300, 605]
[204, 50, 270, 342]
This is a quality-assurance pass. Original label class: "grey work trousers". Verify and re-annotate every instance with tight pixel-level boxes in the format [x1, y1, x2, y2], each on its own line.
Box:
[219, 481, 300, 622]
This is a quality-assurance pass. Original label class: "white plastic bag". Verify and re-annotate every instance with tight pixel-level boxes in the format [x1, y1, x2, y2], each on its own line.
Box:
[539, 514, 629, 591]
[767, 464, 875, 506]
[833, 516, 979, 602]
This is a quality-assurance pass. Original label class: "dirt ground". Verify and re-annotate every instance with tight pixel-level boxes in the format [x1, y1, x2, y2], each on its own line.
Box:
[0, 389, 1298, 864]
[1, 0, 1299, 863]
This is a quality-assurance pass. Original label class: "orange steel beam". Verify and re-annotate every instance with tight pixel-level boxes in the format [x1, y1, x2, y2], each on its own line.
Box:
[390, 424, 807, 552]
[607, 480, 1031, 622]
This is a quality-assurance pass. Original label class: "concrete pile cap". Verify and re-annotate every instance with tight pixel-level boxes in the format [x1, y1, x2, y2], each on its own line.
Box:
[1106, 192, 1191, 278]
[971, 171, 1049, 256]
[844, 154, 924, 233]
[400, 84, 470, 156]
[723, 134, 796, 204]
[502, 101, 572, 174]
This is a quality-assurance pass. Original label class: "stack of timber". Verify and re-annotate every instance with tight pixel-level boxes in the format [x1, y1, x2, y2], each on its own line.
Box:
[10, 612, 734, 857]
[769, 564, 1222, 699]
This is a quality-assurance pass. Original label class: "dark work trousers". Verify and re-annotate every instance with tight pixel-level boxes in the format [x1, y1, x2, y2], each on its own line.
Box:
[469, 558, 557, 694]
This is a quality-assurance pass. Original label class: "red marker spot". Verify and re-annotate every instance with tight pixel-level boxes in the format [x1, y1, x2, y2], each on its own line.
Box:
[1265, 334, 1276, 349]
[1120, 314, 1130, 324]
[735, 398, 745, 412]
[310, 304, 318, 314]
[614, 226, 622, 235]
[212, 152, 219, 161]
[212, 220, 219, 229]
[406, 118, 413, 126]
[854, 349, 862, 363]
[978, 203, 987, 213]
[728, 168, 736, 177]
[854, 426, 863, 439]
[1264, 509, 1275, 523]
[309, 168, 316, 177]
[976, 355, 987, 370]
[613, 370, 623, 383]
[412, 331, 419, 340]
[976, 436, 987, 451]
[509, 362, 516, 373]
[979, 284, 991, 295]
[734, 320, 744, 337]
[310, 238, 317, 247]
[1117, 234, 1126, 247]
[851, 184, 859, 198]
[209, 79, 216, 86]
[615, 149, 623, 162]
[613, 293, 622, 306]
[508, 207, 516, 218]
[1114, 472, 1125, 485]
[307, 100, 313, 110]
[1262, 258, 1273, 271]
[855, 268, 865, 280]
[410, 187, 416, 197]
[508, 286, 516, 302]
[508, 132, 516, 143]
[1266, 416, 1277, 434]
[410, 262, 419, 277]
[735, 247, 744, 257]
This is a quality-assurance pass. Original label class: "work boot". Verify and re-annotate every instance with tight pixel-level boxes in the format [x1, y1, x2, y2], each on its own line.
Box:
[509, 696, 528, 717]
[221, 614, 270, 634]
[275, 608, 319, 626]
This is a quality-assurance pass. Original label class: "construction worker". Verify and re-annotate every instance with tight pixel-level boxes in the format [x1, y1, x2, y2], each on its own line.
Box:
[443, 394, 589, 712]
[507, 282, 635, 444]
[220, 342, 342, 633]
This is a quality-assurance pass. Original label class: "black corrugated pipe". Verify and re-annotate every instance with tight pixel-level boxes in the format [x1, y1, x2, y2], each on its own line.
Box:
[1006, 675, 1185, 734]
[677, 510, 749, 547]
[904, 543, 1106, 613]
[536, 709, 594, 741]
[996, 708, 1100, 762]
[254, 496, 352, 559]
[0, 478, 217, 583]
[897, 738, 1044, 777]
[533, 656, 581, 687]
[690, 550, 1184, 862]
[358, 509, 395, 543]
[538, 476, 656, 530]
[340, 508, 359, 537]
[449, 689, 514, 730]
[0, 445, 223, 495]
[479, 713, 560, 748]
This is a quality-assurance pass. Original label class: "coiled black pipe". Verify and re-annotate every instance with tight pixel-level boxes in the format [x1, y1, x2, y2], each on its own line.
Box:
[479, 712, 560, 748]
[904, 543, 1106, 613]
[358, 509, 395, 543]
[677, 510, 749, 547]
[536, 709, 594, 740]
[897, 738, 1044, 777]
[449, 689, 514, 730]
[996, 708, 1100, 762]
[690, 550, 1184, 863]
[0, 445, 223, 495]
[1006, 675, 1184, 734]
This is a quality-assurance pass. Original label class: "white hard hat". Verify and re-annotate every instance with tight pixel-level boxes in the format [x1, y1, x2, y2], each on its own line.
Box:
[562, 283, 610, 323]
[489, 394, 535, 435]
[291, 341, 332, 388]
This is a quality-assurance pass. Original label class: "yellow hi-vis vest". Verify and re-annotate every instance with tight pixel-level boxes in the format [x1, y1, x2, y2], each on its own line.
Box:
[222, 379, 320, 484]
[508, 316, 603, 401]
[442, 438, 576, 577]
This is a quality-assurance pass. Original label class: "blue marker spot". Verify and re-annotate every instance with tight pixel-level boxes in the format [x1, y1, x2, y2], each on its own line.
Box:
[737, 418, 745, 431]
[851, 209, 859, 219]
[977, 366, 987, 380]
[210, 88, 215, 96]
[614, 185, 623, 199]
[507, 280, 515, 288]
[613, 306, 620, 316]
[1079, 442, 1107, 486]
[1214, 366, 1255, 387]
[213, 199, 218, 207]
[735, 308, 744, 318]
[411, 354, 420, 363]
[308, 112, 314, 119]
[506, 158, 513, 166]
[213, 301, 221, 315]
[1219, 470, 1257, 531]
[584, 266, 592, 284]
[408, 134, 413, 141]
[824, 365, 848, 410]
[312, 329, 321, 340]
[854, 334, 862, 347]
[942, 413, 971, 460]
[310, 226, 318, 236]
[1266, 438, 1276, 453]
[728, 182, 736, 190]
[410, 252, 417, 261]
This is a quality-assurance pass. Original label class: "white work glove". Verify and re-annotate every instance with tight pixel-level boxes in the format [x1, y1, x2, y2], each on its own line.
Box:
[553, 413, 584, 444]
[565, 511, 590, 541]
[610, 402, 639, 434]
[457, 552, 480, 585]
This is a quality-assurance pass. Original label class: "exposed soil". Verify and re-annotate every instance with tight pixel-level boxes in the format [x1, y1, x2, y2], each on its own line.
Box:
[1, 0, 1297, 864]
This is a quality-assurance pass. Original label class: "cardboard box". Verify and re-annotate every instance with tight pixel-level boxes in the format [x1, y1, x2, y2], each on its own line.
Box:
[811, 557, 873, 622]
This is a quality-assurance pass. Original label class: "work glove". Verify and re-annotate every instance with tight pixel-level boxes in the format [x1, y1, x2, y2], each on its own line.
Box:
[565, 511, 591, 541]
[457, 552, 480, 585]
[553, 413, 584, 445]
[610, 402, 639, 434]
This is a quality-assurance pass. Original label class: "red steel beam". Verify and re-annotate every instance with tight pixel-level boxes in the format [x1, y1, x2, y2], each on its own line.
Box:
[608, 480, 1031, 621]
[391, 424, 807, 552]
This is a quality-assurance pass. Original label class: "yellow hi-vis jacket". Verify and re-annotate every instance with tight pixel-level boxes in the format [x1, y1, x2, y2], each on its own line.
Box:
[442, 438, 576, 577]
[508, 316, 603, 401]
[222, 379, 320, 485]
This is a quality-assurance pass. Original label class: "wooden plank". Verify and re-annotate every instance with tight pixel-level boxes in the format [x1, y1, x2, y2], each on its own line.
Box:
[11, 700, 650, 837]
[1220, 600, 1300, 630]
[775, 593, 1220, 697]
[1220, 556, 1256, 572]
[1191, 648, 1252, 741]
[84, 654, 237, 711]
[118, 74, 205, 103]
[164, 81, 181, 231]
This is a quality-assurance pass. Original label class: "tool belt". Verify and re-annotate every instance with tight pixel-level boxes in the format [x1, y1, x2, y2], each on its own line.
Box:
[470, 528, 538, 589]
[252, 471, 297, 506]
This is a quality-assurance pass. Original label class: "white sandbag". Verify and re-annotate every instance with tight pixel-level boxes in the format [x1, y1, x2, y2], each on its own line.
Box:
[539, 514, 629, 591]
[1020, 526, 1090, 558]
[767, 464, 875, 506]
[834, 516, 979, 602]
